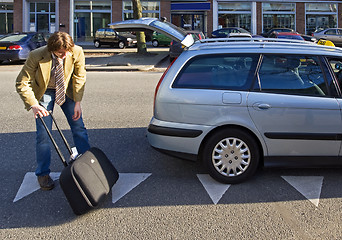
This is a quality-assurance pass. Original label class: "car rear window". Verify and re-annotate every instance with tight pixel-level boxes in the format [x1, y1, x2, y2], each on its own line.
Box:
[172, 54, 259, 90]
[0, 34, 29, 42]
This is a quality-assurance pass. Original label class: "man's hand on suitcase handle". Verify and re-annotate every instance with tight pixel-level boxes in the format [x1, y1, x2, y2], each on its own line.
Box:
[73, 102, 82, 121]
[31, 104, 50, 118]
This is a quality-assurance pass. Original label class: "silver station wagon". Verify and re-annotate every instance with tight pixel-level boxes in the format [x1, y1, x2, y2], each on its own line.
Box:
[112, 18, 342, 184]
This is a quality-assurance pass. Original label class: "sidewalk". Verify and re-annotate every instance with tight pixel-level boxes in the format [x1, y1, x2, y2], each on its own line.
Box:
[79, 43, 170, 72]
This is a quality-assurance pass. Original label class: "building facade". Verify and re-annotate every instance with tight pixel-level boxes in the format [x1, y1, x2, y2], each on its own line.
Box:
[3, 0, 342, 41]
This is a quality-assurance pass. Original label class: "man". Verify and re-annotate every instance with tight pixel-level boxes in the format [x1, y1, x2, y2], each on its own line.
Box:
[16, 31, 90, 190]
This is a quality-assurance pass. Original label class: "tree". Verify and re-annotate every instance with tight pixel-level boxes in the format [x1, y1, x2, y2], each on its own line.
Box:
[132, 0, 147, 54]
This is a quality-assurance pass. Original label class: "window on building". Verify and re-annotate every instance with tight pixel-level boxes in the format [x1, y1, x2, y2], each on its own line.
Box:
[123, 1, 160, 20]
[306, 3, 337, 35]
[217, 2, 251, 32]
[74, 0, 111, 42]
[262, 3, 295, 34]
[29, 2, 55, 33]
[0, 3, 13, 35]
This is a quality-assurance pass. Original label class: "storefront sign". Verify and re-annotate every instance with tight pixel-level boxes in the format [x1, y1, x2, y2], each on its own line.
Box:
[171, 3, 210, 11]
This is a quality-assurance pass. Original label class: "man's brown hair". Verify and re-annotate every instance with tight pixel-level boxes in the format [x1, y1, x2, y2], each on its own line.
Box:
[47, 31, 74, 52]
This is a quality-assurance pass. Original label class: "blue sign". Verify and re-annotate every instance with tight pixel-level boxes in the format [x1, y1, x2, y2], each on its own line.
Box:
[171, 3, 211, 11]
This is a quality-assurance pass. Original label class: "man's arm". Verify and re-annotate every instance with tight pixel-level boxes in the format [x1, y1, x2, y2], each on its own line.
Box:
[15, 51, 40, 110]
[71, 46, 86, 103]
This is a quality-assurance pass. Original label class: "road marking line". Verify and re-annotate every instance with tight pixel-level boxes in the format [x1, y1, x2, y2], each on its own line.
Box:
[112, 173, 152, 204]
[13, 172, 60, 202]
[281, 176, 324, 207]
[14, 172, 152, 204]
[197, 174, 231, 204]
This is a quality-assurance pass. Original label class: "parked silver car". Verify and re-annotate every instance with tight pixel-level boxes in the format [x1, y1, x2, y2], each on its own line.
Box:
[313, 28, 342, 46]
[111, 18, 342, 184]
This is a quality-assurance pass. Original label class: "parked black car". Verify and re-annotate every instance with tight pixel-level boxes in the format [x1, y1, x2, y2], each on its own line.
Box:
[0, 32, 47, 64]
[94, 28, 137, 49]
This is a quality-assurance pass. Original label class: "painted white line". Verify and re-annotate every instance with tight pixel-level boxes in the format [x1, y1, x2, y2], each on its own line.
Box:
[14, 172, 152, 204]
[282, 176, 324, 207]
[13, 172, 60, 202]
[112, 173, 152, 204]
[197, 174, 231, 204]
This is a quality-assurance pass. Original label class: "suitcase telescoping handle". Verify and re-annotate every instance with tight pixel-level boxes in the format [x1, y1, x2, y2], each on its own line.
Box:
[38, 111, 73, 167]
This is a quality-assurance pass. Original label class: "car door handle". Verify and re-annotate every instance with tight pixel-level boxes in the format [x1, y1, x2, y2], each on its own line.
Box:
[253, 103, 271, 110]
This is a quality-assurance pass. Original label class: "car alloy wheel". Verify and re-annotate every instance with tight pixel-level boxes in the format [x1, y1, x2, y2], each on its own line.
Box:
[202, 128, 260, 184]
[94, 40, 101, 48]
[152, 40, 159, 47]
[118, 41, 125, 49]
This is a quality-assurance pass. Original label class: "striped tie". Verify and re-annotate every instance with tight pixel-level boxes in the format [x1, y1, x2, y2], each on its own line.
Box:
[55, 58, 65, 106]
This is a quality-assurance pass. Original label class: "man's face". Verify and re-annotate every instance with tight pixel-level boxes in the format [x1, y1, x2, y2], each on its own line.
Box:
[53, 48, 68, 59]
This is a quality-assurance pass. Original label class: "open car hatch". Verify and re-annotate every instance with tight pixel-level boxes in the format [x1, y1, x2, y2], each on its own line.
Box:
[109, 18, 195, 47]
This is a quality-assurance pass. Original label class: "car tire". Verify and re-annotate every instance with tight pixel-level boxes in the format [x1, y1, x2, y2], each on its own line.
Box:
[202, 128, 260, 184]
[94, 40, 101, 48]
[152, 40, 159, 47]
[118, 41, 125, 49]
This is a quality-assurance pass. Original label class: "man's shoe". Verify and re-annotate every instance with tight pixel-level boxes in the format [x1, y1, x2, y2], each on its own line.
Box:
[37, 175, 55, 191]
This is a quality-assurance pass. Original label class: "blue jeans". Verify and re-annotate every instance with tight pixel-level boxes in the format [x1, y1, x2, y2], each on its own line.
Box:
[35, 89, 90, 176]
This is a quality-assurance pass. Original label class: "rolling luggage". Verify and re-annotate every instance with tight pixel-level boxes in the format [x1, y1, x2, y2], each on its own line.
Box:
[39, 112, 119, 215]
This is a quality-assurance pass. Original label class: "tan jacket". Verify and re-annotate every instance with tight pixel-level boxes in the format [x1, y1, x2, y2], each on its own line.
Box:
[16, 45, 86, 110]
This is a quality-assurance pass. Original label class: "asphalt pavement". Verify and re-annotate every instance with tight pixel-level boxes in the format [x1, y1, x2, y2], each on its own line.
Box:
[79, 43, 170, 72]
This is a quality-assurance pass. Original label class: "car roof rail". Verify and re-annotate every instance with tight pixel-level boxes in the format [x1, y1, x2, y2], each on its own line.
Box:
[190, 37, 342, 52]
[198, 37, 313, 45]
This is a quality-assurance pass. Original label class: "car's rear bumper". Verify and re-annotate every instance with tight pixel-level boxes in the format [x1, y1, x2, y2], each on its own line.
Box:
[146, 117, 213, 157]
[0, 51, 21, 61]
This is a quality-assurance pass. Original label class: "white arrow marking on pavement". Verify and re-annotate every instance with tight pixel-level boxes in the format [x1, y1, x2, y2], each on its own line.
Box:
[112, 173, 152, 204]
[281, 176, 324, 207]
[197, 174, 231, 204]
[13, 172, 60, 202]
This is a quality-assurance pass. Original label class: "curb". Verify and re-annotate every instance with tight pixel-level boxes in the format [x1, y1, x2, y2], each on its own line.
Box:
[86, 66, 153, 72]
[85, 54, 169, 72]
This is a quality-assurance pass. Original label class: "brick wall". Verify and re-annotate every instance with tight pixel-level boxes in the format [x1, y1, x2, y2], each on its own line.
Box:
[160, 0, 171, 21]
[59, 0, 70, 33]
[13, 0, 22, 32]
[207, 0, 213, 35]
[112, 0, 122, 22]
[296, 3, 305, 34]
[256, 2, 262, 34]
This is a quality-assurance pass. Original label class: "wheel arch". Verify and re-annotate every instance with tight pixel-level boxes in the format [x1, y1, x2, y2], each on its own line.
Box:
[198, 124, 264, 167]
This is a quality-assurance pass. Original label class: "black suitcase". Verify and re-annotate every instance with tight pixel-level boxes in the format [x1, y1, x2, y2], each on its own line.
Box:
[39, 113, 119, 215]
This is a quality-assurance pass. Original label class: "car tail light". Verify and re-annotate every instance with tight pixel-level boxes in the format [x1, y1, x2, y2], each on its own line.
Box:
[153, 58, 176, 112]
[8, 45, 22, 50]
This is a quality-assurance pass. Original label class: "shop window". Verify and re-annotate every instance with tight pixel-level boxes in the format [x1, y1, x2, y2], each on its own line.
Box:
[123, 1, 160, 20]
[29, 2, 55, 33]
[74, 0, 111, 42]
[262, 3, 295, 33]
[305, 3, 337, 34]
[218, 2, 251, 32]
[218, 14, 251, 32]
[75, 1, 111, 10]
[218, 2, 251, 12]
[0, 3, 13, 35]
[263, 3, 295, 12]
